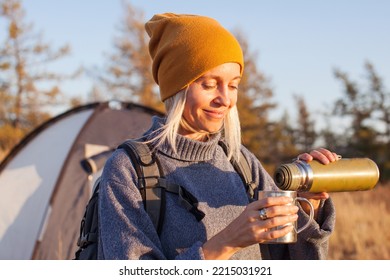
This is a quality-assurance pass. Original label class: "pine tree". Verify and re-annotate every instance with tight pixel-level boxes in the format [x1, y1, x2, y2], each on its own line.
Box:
[96, 1, 161, 111]
[0, 0, 74, 154]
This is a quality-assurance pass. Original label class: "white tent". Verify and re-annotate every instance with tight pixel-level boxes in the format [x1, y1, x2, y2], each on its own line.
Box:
[0, 101, 161, 259]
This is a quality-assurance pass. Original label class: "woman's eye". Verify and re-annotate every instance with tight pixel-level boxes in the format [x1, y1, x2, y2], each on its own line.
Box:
[203, 84, 217, 90]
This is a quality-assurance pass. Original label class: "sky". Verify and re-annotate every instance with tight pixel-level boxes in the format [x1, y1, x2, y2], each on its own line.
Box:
[8, 0, 390, 127]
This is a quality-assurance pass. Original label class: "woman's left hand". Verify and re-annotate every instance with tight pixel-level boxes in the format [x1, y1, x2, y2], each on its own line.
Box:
[297, 147, 340, 165]
[295, 148, 340, 219]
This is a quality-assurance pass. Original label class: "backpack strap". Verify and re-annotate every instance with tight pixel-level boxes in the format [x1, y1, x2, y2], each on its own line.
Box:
[75, 177, 101, 259]
[119, 139, 270, 259]
[118, 140, 164, 234]
[158, 178, 205, 221]
[218, 141, 271, 260]
[231, 154, 257, 200]
[118, 140, 205, 234]
[218, 141, 257, 200]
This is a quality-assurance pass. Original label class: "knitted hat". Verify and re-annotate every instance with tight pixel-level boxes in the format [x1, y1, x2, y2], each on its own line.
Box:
[145, 13, 244, 101]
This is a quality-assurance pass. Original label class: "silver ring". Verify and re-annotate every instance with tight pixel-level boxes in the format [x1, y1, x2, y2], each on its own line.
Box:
[259, 208, 268, 220]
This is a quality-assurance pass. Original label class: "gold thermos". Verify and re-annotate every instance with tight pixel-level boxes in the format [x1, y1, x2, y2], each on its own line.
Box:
[274, 158, 380, 192]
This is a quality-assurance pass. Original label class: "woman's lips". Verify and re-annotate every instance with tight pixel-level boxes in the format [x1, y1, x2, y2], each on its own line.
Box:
[204, 109, 225, 119]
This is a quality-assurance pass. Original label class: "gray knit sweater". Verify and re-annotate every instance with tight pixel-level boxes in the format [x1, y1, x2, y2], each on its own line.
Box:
[98, 116, 335, 260]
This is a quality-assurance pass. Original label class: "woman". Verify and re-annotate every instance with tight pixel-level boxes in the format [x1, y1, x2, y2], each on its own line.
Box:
[98, 13, 337, 260]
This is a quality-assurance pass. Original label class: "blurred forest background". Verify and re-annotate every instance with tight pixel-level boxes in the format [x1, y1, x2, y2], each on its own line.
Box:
[0, 0, 389, 259]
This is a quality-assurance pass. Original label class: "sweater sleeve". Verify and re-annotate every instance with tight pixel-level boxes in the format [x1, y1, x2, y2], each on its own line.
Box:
[97, 149, 205, 260]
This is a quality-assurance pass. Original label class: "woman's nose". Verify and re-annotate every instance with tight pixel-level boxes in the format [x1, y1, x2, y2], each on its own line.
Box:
[214, 86, 231, 107]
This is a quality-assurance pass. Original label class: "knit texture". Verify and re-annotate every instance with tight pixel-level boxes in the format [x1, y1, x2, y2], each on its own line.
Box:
[145, 13, 244, 101]
[98, 117, 335, 260]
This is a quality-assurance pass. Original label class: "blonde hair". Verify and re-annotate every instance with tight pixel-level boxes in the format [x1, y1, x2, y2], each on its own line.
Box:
[148, 89, 242, 161]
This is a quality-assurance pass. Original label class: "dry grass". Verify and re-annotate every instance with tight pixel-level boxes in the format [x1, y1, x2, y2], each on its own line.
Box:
[328, 183, 390, 259]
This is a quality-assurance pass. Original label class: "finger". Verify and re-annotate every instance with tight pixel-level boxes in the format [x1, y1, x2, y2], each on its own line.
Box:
[310, 148, 334, 164]
[296, 153, 313, 162]
[269, 214, 298, 228]
[319, 148, 340, 162]
[259, 224, 294, 243]
[261, 204, 299, 219]
[257, 215, 298, 240]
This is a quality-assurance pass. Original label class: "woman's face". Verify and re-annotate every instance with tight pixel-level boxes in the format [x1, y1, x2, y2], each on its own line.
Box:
[180, 62, 241, 139]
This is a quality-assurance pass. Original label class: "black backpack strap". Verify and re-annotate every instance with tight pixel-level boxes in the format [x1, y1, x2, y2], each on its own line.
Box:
[233, 150, 272, 260]
[118, 140, 205, 234]
[158, 178, 205, 221]
[74, 177, 101, 259]
[118, 140, 164, 234]
[218, 141, 257, 200]
[231, 153, 257, 200]
[218, 141, 271, 260]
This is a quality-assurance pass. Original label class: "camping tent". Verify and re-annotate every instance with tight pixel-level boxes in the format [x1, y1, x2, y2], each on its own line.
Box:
[0, 101, 162, 260]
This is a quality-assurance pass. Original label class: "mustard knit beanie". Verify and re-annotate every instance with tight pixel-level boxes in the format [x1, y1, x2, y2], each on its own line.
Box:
[145, 13, 244, 101]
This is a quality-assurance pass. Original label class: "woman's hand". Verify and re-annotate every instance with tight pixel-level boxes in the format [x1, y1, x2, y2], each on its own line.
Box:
[297, 147, 339, 165]
[202, 148, 340, 260]
[202, 196, 298, 260]
[295, 148, 340, 218]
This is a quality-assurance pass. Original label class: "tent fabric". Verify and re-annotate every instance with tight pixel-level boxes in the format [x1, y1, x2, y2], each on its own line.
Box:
[0, 101, 162, 259]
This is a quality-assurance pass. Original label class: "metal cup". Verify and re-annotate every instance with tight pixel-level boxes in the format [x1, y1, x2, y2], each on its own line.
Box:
[258, 190, 314, 244]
